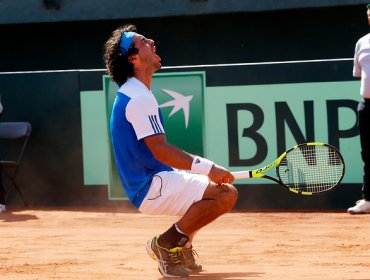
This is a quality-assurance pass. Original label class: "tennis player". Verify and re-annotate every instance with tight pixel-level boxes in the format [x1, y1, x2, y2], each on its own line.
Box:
[103, 24, 238, 277]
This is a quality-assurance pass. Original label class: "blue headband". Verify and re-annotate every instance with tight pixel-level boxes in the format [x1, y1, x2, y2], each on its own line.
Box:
[119, 32, 135, 56]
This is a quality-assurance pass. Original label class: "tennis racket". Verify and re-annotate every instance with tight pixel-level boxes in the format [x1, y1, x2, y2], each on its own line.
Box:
[231, 142, 345, 195]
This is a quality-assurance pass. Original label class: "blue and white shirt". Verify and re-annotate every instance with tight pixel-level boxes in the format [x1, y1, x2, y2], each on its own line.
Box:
[110, 77, 173, 208]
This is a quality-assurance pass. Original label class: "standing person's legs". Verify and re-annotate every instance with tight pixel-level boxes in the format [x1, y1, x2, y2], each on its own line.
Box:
[348, 100, 370, 214]
[359, 100, 370, 200]
[0, 165, 6, 212]
[0, 103, 5, 211]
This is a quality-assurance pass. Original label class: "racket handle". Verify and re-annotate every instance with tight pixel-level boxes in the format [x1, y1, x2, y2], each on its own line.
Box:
[231, 171, 252, 179]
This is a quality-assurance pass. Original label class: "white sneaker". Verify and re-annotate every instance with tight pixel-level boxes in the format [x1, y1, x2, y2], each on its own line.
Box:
[0, 204, 6, 213]
[347, 199, 370, 214]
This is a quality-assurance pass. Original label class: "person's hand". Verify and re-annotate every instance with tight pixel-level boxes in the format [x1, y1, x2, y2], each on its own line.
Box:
[208, 164, 235, 185]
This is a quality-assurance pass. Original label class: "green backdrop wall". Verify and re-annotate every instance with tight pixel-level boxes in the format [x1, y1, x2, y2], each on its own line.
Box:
[0, 59, 364, 209]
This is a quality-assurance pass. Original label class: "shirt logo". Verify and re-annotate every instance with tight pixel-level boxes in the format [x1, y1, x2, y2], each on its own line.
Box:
[148, 115, 163, 134]
[159, 89, 193, 128]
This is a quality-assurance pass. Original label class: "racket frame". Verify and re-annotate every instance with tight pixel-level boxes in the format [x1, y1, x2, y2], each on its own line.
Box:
[232, 142, 345, 195]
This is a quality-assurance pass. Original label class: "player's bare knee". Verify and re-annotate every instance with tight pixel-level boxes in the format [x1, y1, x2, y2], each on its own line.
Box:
[226, 184, 238, 210]
[203, 182, 238, 212]
[217, 184, 238, 213]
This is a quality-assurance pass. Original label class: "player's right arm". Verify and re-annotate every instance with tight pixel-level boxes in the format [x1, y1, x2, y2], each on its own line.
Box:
[126, 91, 233, 184]
[144, 134, 234, 184]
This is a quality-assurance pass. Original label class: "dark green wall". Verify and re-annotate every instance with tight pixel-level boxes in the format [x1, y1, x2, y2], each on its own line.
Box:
[1, 0, 366, 24]
[0, 5, 367, 74]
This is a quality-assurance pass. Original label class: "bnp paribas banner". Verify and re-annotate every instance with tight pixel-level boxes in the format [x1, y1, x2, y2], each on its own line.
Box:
[204, 81, 361, 184]
[81, 77, 361, 200]
[80, 72, 206, 199]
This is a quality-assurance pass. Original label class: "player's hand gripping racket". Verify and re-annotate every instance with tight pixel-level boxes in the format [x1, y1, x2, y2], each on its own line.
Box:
[231, 142, 345, 195]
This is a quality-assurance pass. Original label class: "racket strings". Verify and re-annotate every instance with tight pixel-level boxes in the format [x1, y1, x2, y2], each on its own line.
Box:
[278, 145, 344, 193]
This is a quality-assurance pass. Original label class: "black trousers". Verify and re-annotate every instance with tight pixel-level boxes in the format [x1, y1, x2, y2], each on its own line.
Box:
[0, 113, 4, 204]
[0, 165, 4, 204]
[358, 99, 370, 200]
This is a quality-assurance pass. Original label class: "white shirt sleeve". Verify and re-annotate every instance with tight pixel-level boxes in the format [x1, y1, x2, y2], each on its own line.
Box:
[126, 94, 165, 140]
[353, 40, 362, 78]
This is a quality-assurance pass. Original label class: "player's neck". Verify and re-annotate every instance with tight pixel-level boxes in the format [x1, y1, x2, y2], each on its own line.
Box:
[134, 70, 153, 91]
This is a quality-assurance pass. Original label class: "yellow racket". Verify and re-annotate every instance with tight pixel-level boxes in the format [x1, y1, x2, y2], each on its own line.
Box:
[232, 142, 345, 195]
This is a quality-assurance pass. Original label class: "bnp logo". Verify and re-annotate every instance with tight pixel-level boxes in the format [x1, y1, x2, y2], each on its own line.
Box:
[159, 89, 193, 128]
[152, 72, 205, 156]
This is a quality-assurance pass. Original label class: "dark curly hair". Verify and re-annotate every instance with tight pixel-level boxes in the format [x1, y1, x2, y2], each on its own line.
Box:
[103, 24, 139, 85]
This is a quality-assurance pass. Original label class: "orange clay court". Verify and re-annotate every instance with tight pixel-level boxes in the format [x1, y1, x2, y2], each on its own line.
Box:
[0, 207, 369, 280]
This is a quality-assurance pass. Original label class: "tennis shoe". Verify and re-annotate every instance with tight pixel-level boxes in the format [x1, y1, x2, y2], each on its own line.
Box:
[181, 247, 202, 273]
[146, 235, 189, 278]
[0, 204, 6, 213]
[347, 199, 370, 214]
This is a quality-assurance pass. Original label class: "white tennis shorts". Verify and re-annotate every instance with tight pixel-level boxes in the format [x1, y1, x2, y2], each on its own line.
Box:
[138, 170, 209, 216]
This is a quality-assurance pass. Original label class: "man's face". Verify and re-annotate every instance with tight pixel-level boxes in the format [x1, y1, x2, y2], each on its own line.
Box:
[367, 8, 370, 25]
[131, 33, 162, 72]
